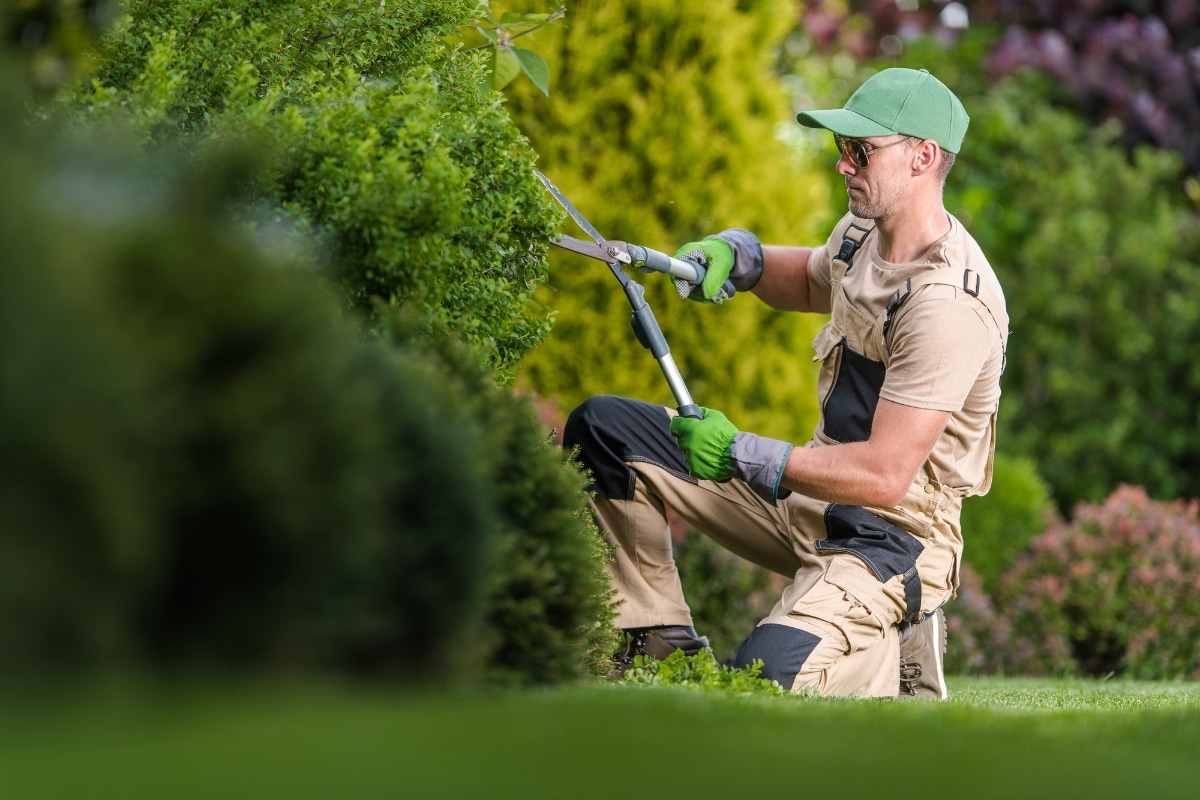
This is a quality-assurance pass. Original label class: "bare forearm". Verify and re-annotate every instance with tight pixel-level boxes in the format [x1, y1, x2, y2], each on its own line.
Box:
[780, 442, 914, 508]
[778, 401, 952, 508]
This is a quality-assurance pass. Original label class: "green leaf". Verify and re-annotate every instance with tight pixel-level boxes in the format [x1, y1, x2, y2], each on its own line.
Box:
[489, 45, 521, 91]
[511, 46, 549, 95]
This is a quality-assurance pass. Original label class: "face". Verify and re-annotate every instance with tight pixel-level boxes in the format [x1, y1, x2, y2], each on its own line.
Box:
[834, 134, 913, 220]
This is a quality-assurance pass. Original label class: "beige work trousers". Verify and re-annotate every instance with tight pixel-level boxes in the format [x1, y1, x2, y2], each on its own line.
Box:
[596, 449, 962, 698]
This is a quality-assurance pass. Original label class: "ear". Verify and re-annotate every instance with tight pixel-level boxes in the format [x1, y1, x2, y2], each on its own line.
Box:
[911, 139, 940, 176]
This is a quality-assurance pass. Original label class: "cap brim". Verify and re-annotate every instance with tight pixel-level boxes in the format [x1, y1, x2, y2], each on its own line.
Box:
[795, 108, 896, 138]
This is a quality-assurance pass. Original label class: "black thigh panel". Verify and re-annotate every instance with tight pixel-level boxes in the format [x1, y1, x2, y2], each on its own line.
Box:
[563, 395, 695, 500]
[817, 504, 923, 623]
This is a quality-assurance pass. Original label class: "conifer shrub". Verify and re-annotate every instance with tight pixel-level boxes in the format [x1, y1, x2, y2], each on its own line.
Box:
[505, 0, 834, 444]
[70, 0, 562, 382]
[996, 486, 1200, 680]
[33, 1, 619, 686]
[379, 315, 620, 685]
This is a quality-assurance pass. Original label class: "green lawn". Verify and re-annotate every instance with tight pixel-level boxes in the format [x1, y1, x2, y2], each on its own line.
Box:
[3, 677, 1199, 799]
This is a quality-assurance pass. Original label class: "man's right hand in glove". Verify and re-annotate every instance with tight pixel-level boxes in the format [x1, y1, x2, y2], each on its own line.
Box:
[674, 237, 735, 303]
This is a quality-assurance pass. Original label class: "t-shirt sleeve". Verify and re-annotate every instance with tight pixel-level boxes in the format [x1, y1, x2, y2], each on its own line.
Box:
[880, 287, 999, 412]
[809, 240, 833, 296]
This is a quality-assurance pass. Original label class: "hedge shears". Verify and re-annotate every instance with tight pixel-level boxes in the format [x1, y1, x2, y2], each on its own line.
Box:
[535, 171, 735, 420]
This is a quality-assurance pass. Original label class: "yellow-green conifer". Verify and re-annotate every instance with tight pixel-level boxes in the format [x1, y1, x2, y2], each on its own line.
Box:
[507, 0, 836, 443]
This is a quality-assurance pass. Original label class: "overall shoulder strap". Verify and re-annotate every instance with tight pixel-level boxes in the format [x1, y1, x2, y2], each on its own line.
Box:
[883, 267, 1007, 342]
[883, 267, 1009, 380]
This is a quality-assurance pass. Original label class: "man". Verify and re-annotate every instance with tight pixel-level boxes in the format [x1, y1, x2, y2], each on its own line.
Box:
[564, 68, 1007, 697]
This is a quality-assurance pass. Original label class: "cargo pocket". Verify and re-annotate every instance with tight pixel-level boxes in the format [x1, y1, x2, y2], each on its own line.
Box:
[811, 321, 844, 417]
[817, 503, 923, 624]
[820, 559, 886, 653]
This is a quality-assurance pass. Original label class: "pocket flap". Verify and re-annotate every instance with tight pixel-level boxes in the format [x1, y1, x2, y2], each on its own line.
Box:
[811, 321, 843, 363]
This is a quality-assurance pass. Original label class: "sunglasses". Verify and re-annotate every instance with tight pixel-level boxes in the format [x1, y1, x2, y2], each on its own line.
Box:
[834, 134, 913, 168]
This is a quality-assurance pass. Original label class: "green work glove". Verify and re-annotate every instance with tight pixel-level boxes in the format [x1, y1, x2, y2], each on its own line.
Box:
[669, 407, 738, 481]
[673, 237, 735, 303]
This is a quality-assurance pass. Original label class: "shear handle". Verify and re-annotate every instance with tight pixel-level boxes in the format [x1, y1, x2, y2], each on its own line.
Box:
[624, 244, 704, 284]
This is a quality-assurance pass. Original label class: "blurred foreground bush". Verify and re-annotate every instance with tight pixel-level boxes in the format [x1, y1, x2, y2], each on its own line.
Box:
[0, 90, 615, 686]
[0, 141, 488, 680]
[997, 486, 1200, 680]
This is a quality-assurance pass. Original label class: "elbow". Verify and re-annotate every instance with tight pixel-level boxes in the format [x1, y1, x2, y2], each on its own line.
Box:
[870, 473, 911, 509]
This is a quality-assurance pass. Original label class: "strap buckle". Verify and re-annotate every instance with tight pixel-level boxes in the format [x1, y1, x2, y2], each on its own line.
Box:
[963, 269, 980, 297]
[836, 223, 873, 269]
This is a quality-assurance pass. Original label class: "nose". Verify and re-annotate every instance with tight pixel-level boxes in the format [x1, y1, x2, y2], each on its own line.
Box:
[836, 150, 857, 177]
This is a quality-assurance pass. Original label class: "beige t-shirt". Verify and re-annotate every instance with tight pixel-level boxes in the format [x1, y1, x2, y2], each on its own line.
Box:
[808, 213, 1008, 494]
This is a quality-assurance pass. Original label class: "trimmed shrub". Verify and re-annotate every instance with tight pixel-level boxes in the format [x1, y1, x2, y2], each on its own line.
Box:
[35, 1, 619, 687]
[960, 453, 1054, 596]
[997, 486, 1200, 680]
[380, 315, 620, 685]
[69, 0, 562, 382]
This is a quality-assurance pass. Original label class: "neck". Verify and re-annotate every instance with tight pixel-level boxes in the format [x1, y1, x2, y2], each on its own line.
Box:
[872, 194, 951, 264]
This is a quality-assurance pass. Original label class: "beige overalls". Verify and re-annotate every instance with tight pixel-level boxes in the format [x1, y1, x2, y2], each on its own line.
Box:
[569, 219, 1008, 697]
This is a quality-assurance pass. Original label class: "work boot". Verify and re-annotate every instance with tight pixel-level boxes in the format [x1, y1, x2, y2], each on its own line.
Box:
[897, 607, 948, 699]
[608, 625, 711, 680]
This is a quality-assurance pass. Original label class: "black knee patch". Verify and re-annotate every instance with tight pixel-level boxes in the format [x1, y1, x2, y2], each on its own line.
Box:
[732, 623, 821, 689]
[563, 395, 693, 500]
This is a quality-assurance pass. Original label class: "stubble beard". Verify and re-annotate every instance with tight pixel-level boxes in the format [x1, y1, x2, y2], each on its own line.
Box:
[848, 196, 881, 219]
[847, 183, 895, 220]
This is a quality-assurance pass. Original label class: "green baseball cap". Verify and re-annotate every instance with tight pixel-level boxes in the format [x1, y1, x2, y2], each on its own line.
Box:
[796, 68, 969, 154]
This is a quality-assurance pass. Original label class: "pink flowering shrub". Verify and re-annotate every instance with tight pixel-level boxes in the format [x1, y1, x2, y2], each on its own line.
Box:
[995, 486, 1200, 679]
[943, 562, 1012, 675]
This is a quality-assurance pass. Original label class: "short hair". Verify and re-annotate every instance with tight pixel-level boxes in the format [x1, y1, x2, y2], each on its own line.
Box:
[936, 149, 956, 184]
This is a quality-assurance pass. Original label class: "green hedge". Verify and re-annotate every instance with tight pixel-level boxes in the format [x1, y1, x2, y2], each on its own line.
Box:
[22, 0, 621, 687]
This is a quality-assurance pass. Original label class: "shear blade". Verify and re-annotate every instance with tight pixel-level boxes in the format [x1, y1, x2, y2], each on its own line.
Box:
[534, 170, 607, 245]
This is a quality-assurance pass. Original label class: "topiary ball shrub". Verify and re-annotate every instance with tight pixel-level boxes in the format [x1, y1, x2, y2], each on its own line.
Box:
[996, 485, 1200, 680]
[377, 313, 622, 687]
